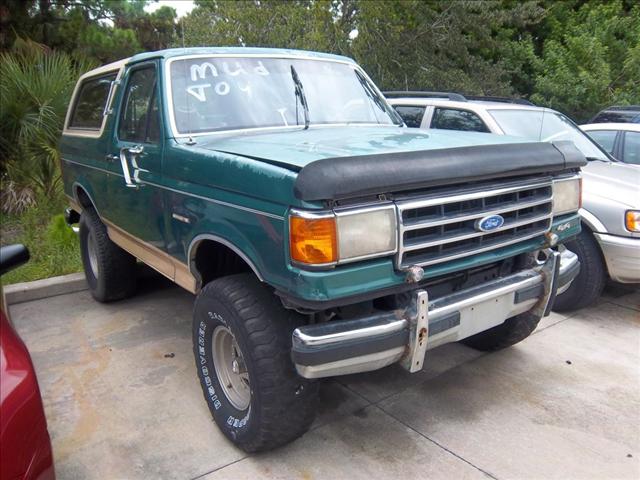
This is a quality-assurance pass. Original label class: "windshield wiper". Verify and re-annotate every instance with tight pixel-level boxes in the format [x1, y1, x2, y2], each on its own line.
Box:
[354, 70, 402, 125]
[290, 65, 310, 130]
[585, 156, 611, 163]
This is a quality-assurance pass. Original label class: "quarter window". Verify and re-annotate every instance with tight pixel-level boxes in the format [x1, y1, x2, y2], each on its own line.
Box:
[68, 73, 116, 130]
[118, 67, 160, 143]
[586, 130, 617, 155]
[431, 108, 489, 133]
[394, 105, 426, 128]
[622, 132, 640, 165]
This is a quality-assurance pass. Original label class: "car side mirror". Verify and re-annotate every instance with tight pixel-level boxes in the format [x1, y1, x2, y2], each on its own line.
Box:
[0, 244, 30, 276]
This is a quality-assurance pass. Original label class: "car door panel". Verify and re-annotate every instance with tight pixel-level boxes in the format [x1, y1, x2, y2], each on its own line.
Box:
[102, 62, 167, 251]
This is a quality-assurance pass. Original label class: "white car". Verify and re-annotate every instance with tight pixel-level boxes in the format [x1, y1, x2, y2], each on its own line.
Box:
[387, 92, 640, 310]
[580, 123, 640, 166]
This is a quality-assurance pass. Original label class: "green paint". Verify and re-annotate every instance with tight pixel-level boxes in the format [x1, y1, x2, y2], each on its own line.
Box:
[61, 48, 582, 307]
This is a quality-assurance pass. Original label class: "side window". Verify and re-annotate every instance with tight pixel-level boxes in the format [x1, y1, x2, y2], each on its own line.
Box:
[622, 132, 640, 165]
[118, 67, 160, 143]
[394, 105, 426, 128]
[68, 73, 116, 130]
[587, 130, 617, 155]
[431, 108, 490, 133]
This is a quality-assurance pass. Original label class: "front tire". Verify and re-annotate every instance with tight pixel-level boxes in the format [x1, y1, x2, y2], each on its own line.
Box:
[462, 312, 540, 351]
[79, 207, 137, 302]
[193, 273, 318, 452]
[553, 229, 606, 312]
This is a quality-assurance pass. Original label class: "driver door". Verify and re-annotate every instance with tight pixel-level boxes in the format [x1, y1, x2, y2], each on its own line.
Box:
[103, 61, 167, 253]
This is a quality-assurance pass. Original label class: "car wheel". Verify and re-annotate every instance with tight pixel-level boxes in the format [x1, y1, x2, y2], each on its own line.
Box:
[79, 208, 137, 302]
[193, 273, 318, 453]
[462, 312, 540, 351]
[553, 229, 606, 312]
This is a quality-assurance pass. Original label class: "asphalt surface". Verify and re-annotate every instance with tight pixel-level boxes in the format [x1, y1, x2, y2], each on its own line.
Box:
[10, 275, 640, 480]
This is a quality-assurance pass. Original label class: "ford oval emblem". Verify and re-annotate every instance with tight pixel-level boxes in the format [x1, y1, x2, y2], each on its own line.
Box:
[476, 214, 505, 232]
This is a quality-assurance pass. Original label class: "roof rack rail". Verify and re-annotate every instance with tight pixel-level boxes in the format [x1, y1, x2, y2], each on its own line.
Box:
[464, 95, 535, 106]
[383, 91, 467, 102]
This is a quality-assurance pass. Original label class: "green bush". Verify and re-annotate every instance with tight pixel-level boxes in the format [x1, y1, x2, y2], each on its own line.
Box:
[1, 194, 82, 285]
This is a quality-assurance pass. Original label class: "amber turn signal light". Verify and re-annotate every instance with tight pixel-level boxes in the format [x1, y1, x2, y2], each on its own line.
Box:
[289, 215, 337, 265]
[625, 210, 640, 233]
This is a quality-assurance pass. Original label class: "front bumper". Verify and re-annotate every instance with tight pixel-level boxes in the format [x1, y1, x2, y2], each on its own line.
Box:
[292, 248, 579, 379]
[594, 233, 640, 283]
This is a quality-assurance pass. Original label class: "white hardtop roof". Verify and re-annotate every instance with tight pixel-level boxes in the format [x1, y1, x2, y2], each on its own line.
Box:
[79, 57, 130, 80]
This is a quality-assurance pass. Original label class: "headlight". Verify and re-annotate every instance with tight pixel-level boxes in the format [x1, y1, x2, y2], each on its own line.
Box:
[625, 210, 640, 232]
[552, 176, 581, 215]
[289, 205, 397, 267]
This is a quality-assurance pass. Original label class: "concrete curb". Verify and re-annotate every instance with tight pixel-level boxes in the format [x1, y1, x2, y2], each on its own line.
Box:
[4, 272, 88, 305]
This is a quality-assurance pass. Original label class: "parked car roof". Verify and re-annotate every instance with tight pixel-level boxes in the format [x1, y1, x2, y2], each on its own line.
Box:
[581, 123, 640, 133]
[589, 106, 640, 124]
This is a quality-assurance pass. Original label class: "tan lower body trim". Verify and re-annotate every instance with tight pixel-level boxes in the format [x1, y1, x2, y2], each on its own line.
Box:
[102, 219, 197, 294]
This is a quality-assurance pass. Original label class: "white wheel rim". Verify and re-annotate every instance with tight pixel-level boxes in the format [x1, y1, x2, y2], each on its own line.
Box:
[212, 326, 251, 410]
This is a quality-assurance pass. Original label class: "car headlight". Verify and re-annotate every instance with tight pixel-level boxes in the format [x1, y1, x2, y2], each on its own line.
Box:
[625, 210, 640, 232]
[289, 205, 397, 267]
[552, 176, 581, 216]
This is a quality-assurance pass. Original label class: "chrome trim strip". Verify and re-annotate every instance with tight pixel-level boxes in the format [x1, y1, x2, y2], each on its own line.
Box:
[188, 233, 264, 283]
[142, 180, 285, 220]
[293, 316, 407, 347]
[62, 159, 284, 220]
[402, 197, 552, 231]
[63, 157, 122, 177]
[402, 213, 553, 251]
[396, 180, 552, 211]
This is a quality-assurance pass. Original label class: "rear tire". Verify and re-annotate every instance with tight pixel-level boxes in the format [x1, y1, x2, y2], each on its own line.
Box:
[553, 229, 606, 312]
[193, 273, 318, 453]
[79, 208, 137, 302]
[462, 312, 540, 351]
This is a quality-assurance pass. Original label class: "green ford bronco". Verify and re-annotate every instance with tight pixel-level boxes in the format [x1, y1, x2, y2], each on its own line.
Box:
[61, 47, 584, 452]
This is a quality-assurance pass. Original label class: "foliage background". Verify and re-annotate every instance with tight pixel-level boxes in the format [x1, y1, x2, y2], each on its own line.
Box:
[0, 0, 638, 282]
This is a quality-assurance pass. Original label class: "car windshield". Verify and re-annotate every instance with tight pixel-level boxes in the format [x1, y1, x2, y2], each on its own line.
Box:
[168, 56, 401, 134]
[488, 109, 609, 161]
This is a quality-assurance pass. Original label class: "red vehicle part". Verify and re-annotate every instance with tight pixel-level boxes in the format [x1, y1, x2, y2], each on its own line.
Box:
[0, 309, 55, 480]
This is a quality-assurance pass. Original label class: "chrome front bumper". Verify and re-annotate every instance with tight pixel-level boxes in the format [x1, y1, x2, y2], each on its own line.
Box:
[594, 233, 640, 283]
[292, 248, 579, 379]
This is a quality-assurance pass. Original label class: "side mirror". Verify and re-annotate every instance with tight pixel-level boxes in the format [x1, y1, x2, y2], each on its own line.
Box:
[0, 244, 30, 276]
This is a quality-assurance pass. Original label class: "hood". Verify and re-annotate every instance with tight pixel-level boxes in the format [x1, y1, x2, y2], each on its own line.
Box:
[582, 161, 640, 208]
[192, 126, 528, 170]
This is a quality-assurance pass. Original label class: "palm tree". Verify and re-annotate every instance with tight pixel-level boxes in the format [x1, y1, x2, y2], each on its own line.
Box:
[0, 37, 94, 213]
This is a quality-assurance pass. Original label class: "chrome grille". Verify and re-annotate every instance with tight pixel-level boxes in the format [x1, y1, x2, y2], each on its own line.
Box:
[396, 180, 553, 268]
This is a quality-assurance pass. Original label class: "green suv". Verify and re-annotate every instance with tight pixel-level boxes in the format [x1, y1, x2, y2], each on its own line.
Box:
[61, 47, 584, 452]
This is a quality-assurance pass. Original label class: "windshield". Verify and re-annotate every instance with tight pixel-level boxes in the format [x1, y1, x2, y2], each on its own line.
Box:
[169, 56, 400, 134]
[488, 109, 609, 161]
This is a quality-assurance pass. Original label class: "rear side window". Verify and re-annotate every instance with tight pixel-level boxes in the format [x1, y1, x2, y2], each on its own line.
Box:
[118, 67, 159, 143]
[68, 73, 117, 130]
[622, 132, 640, 165]
[587, 130, 617, 155]
[394, 105, 425, 128]
[431, 108, 489, 133]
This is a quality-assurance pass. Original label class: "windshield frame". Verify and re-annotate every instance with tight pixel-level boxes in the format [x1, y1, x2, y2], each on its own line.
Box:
[488, 107, 616, 162]
[164, 53, 402, 138]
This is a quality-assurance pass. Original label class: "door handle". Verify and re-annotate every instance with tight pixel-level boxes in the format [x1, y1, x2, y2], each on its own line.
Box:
[128, 145, 144, 155]
[120, 147, 141, 189]
[105, 154, 119, 163]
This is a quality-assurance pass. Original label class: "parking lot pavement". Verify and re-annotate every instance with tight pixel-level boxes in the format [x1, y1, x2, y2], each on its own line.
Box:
[9, 276, 640, 480]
